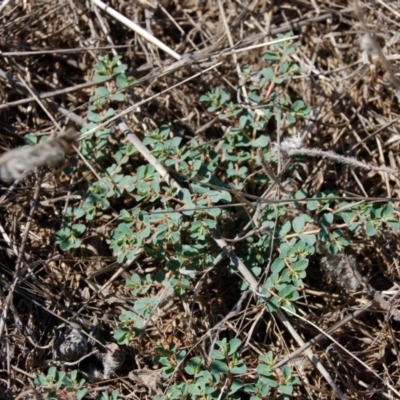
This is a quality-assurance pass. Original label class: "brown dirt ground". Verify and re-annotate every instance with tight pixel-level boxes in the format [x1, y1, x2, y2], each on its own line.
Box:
[1, 0, 400, 399]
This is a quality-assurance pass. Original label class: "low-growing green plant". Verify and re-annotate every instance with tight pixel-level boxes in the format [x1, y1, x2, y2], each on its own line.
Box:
[96, 389, 123, 400]
[52, 32, 399, 398]
[34, 367, 122, 400]
[152, 339, 298, 400]
[34, 367, 87, 400]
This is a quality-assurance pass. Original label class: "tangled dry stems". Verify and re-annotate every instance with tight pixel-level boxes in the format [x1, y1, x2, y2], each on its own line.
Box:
[1, 0, 400, 399]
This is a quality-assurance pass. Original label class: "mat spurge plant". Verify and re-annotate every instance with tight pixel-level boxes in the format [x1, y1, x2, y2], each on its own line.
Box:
[34, 367, 87, 400]
[52, 32, 399, 399]
[151, 340, 298, 400]
[34, 367, 123, 399]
